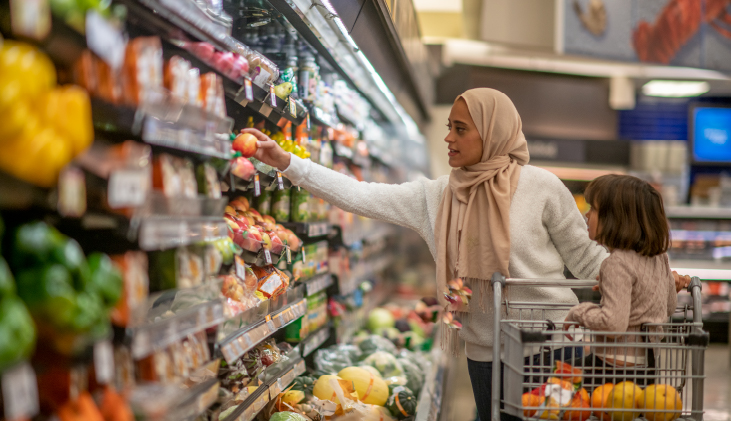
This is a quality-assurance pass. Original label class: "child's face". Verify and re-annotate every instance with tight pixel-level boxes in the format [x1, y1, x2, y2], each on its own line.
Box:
[586, 207, 599, 241]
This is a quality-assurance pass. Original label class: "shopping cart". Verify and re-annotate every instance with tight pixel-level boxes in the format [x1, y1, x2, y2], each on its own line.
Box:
[489, 273, 709, 421]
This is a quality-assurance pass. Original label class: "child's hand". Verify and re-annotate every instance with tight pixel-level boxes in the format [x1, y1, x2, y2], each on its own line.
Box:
[563, 317, 575, 341]
[672, 271, 691, 293]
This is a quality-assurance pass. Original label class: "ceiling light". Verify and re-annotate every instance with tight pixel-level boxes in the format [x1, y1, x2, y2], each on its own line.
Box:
[642, 80, 710, 97]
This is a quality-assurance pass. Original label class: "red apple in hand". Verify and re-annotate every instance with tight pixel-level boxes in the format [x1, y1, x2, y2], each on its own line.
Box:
[233, 133, 258, 158]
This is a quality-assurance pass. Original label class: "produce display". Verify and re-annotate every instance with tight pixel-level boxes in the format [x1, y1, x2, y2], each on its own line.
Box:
[0, 0, 428, 420]
[521, 362, 683, 421]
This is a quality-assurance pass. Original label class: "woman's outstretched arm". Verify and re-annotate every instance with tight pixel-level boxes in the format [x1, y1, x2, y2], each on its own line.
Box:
[245, 129, 443, 245]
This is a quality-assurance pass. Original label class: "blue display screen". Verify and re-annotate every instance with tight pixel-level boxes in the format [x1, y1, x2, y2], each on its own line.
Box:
[693, 107, 731, 162]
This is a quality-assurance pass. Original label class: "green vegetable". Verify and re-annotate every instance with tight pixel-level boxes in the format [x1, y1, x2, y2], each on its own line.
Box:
[269, 412, 309, 421]
[70, 291, 105, 332]
[386, 386, 417, 419]
[358, 335, 397, 356]
[362, 351, 404, 378]
[16, 264, 77, 327]
[0, 257, 16, 296]
[0, 295, 36, 370]
[86, 253, 123, 308]
[10, 221, 65, 269]
[148, 249, 177, 291]
[291, 375, 317, 395]
[367, 307, 395, 332]
[53, 238, 90, 291]
[397, 358, 424, 395]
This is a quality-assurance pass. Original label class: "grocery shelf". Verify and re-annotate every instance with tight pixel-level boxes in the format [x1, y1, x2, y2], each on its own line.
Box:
[128, 377, 220, 421]
[282, 222, 332, 239]
[666, 206, 731, 219]
[130, 297, 225, 359]
[670, 259, 731, 280]
[218, 298, 308, 364]
[138, 216, 229, 251]
[92, 98, 233, 160]
[120, 0, 307, 127]
[301, 323, 331, 357]
[220, 354, 306, 421]
[302, 273, 333, 297]
[335, 255, 394, 296]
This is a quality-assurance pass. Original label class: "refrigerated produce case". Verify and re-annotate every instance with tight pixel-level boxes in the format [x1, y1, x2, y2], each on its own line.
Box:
[0, 0, 442, 420]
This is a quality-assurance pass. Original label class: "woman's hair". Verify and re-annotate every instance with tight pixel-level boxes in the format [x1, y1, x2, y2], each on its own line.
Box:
[584, 174, 669, 257]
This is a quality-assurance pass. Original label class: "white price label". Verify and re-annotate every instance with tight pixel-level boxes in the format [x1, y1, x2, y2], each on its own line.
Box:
[269, 85, 277, 107]
[265, 315, 275, 331]
[288, 99, 296, 117]
[2, 363, 39, 421]
[306, 113, 311, 130]
[264, 249, 272, 264]
[86, 11, 126, 71]
[108, 169, 148, 208]
[58, 166, 86, 217]
[244, 79, 253, 101]
[286, 246, 291, 264]
[276, 171, 284, 190]
[308, 224, 315, 237]
[235, 255, 247, 279]
[301, 247, 307, 263]
[254, 174, 261, 197]
[94, 341, 115, 384]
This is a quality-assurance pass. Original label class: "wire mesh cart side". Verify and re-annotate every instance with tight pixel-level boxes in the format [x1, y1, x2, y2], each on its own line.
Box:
[490, 274, 709, 421]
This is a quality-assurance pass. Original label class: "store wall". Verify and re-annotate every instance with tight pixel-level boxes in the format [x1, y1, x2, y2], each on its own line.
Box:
[437, 65, 618, 140]
[479, 0, 556, 50]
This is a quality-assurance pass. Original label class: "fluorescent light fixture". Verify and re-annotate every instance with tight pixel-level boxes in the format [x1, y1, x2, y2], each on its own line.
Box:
[642, 80, 710, 97]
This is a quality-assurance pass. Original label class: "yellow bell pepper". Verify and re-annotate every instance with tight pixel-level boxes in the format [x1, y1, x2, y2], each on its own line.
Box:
[0, 79, 33, 142]
[0, 41, 56, 100]
[39, 86, 94, 156]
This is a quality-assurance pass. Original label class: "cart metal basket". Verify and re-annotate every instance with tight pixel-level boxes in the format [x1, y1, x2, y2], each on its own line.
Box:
[489, 274, 709, 421]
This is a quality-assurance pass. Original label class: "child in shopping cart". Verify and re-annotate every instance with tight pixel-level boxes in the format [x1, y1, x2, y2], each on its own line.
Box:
[563, 174, 678, 390]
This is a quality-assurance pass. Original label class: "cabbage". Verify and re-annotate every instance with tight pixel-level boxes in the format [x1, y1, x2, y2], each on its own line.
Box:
[358, 335, 397, 356]
[367, 308, 395, 332]
[362, 351, 404, 378]
[397, 358, 424, 395]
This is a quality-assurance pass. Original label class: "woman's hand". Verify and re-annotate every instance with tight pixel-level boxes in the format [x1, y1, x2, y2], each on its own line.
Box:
[240, 128, 291, 171]
[672, 271, 692, 293]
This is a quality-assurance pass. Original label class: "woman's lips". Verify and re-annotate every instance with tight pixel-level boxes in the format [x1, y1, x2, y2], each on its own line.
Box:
[448, 149, 459, 157]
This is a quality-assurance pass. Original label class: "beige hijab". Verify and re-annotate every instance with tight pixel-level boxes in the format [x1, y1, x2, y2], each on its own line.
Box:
[435, 88, 530, 313]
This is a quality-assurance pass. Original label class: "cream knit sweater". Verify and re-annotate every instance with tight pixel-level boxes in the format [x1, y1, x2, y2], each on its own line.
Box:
[283, 154, 609, 361]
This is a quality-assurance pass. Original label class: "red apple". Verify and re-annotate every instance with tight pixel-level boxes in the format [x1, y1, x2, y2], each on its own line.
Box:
[213, 51, 235, 75]
[269, 232, 284, 253]
[190, 42, 215, 62]
[261, 232, 272, 250]
[231, 157, 256, 180]
[233, 133, 258, 158]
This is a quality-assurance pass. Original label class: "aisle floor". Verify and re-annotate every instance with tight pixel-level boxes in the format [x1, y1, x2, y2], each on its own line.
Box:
[440, 344, 731, 421]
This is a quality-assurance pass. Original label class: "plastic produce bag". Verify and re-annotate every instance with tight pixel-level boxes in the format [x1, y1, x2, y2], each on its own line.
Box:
[314, 347, 353, 375]
[331, 343, 362, 362]
[358, 334, 397, 356]
[362, 351, 404, 378]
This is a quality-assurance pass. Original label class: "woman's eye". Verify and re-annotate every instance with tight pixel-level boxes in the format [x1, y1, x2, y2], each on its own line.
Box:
[456, 127, 465, 133]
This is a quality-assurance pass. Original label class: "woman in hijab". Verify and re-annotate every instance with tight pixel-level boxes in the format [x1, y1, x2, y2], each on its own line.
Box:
[244, 88, 684, 420]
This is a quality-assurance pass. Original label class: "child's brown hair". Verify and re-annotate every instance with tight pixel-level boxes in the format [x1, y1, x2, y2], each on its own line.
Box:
[584, 174, 669, 257]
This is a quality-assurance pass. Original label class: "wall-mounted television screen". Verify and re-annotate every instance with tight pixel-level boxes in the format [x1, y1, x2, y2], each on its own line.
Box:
[691, 105, 731, 164]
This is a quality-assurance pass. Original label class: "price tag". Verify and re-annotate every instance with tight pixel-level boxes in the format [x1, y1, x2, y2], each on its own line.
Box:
[244, 78, 253, 101]
[276, 171, 284, 190]
[108, 169, 148, 208]
[308, 224, 315, 237]
[286, 246, 291, 264]
[235, 255, 247, 279]
[94, 341, 115, 384]
[264, 249, 272, 265]
[254, 174, 261, 197]
[2, 363, 39, 421]
[86, 11, 126, 71]
[265, 314, 275, 331]
[301, 247, 307, 263]
[288, 99, 297, 117]
[269, 85, 277, 107]
[306, 113, 311, 130]
[58, 166, 86, 218]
